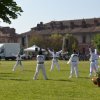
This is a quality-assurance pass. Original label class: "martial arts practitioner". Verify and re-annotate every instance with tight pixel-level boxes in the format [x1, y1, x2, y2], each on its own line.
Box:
[48, 48, 62, 71]
[94, 49, 99, 70]
[67, 50, 79, 78]
[33, 49, 48, 80]
[89, 48, 97, 77]
[12, 52, 23, 71]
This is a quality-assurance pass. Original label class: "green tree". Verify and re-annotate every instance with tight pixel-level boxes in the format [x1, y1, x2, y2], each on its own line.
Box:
[92, 34, 100, 51]
[29, 33, 50, 49]
[50, 33, 63, 51]
[29, 34, 43, 47]
[0, 0, 23, 24]
[29, 33, 63, 51]
[62, 34, 78, 54]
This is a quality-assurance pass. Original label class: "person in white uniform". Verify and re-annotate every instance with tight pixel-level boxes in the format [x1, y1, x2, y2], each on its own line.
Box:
[48, 48, 62, 71]
[67, 50, 79, 78]
[12, 52, 23, 71]
[33, 49, 48, 80]
[89, 48, 97, 77]
[94, 49, 99, 71]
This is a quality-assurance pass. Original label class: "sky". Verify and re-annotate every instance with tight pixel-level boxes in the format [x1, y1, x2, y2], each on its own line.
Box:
[0, 0, 100, 34]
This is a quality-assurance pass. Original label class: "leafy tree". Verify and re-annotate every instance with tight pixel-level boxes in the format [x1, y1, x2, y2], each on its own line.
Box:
[29, 34, 43, 47]
[62, 34, 78, 54]
[29, 33, 49, 49]
[0, 0, 23, 24]
[29, 33, 63, 51]
[92, 34, 100, 51]
[50, 33, 63, 51]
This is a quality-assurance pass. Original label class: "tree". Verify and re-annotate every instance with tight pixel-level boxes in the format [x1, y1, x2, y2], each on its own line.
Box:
[92, 34, 100, 51]
[62, 34, 78, 54]
[29, 33, 63, 51]
[29, 34, 43, 47]
[50, 34, 63, 51]
[0, 0, 23, 24]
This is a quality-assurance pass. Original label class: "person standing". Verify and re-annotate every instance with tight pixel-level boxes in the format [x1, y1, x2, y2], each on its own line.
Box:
[12, 52, 23, 71]
[89, 48, 97, 77]
[48, 48, 62, 71]
[33, 49, 48, 80]
[94, 48, 99, 71]
[67, 50, 79, 78]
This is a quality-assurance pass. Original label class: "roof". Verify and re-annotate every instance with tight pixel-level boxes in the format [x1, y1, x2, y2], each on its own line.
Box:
[21, 17, 100, 35]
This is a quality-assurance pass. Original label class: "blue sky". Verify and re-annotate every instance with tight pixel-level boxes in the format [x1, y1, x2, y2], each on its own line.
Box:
[1, 0, 100, 34]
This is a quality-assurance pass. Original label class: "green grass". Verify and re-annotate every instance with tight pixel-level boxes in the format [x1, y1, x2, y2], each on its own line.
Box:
[0, 60, 100, 100]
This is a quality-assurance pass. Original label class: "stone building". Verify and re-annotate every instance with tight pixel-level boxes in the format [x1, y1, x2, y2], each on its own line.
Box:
[0, 26, 19, 43]
[20, 18, 100, 54]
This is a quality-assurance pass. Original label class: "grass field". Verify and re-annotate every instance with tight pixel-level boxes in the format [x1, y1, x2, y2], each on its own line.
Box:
[0, 60, 100, 100]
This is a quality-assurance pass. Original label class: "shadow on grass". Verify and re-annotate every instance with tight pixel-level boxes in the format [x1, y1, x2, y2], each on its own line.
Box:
[0, 73, 13, 77]
[45, 77, 91, 82]
[0, 73, 28, 81]
[0, 77, 28, 81]
[46, 78, 73, 82]
[0, 72, 12, 74]
[60, 69, 70, 71]
[23, 70, 33, 72]
[9, 78, 28, 81]
[78, 76, 90, 79]
[55, 79, 73, 82]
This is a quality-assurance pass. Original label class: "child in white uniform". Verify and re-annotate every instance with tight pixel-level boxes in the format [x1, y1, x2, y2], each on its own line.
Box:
[89, 48, 97, 77]
[67, 50, 79, 78]
[12, 52, 23, 71]
[33, 49, 48, 80]
[48, 49, 62, 71]
[94, 49, 99, 71]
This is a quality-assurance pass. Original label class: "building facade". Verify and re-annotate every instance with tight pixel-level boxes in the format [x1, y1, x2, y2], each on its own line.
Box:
[0, 27, 19, 43]
[20, 18, 100, 55]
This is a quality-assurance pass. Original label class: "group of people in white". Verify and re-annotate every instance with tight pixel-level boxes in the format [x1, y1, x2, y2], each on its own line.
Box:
[12, 47, 99, 80]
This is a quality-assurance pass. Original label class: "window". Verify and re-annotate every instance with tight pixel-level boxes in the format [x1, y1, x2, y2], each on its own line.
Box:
[82, 48, 85, 54]
[82, 36, 86, 43]
[22, 36, 26, 46]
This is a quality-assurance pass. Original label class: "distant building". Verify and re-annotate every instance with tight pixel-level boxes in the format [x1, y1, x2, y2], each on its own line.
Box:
[1, 18, 100, 56]
[0, 27, 19, 43]
[20, 18, 100, 55]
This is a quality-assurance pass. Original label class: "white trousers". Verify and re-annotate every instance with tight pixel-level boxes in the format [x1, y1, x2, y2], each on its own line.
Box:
[33, 64, 48, 80]
[89, 61, 97, 76]
[70, 62, 79, 77]
[95, 60, 99, 70]
[50, 59, 60, 71]
[12, 60, 23, 71]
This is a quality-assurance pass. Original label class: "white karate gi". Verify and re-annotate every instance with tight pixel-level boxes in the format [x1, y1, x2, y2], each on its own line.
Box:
[48, 49, 62, 71]
[67, 53, 79, 78]
[12, 54, 23, 71]
[94, 49, 99, 70]
[89, 48, 97, 77]
[33, 54, 48, 80]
